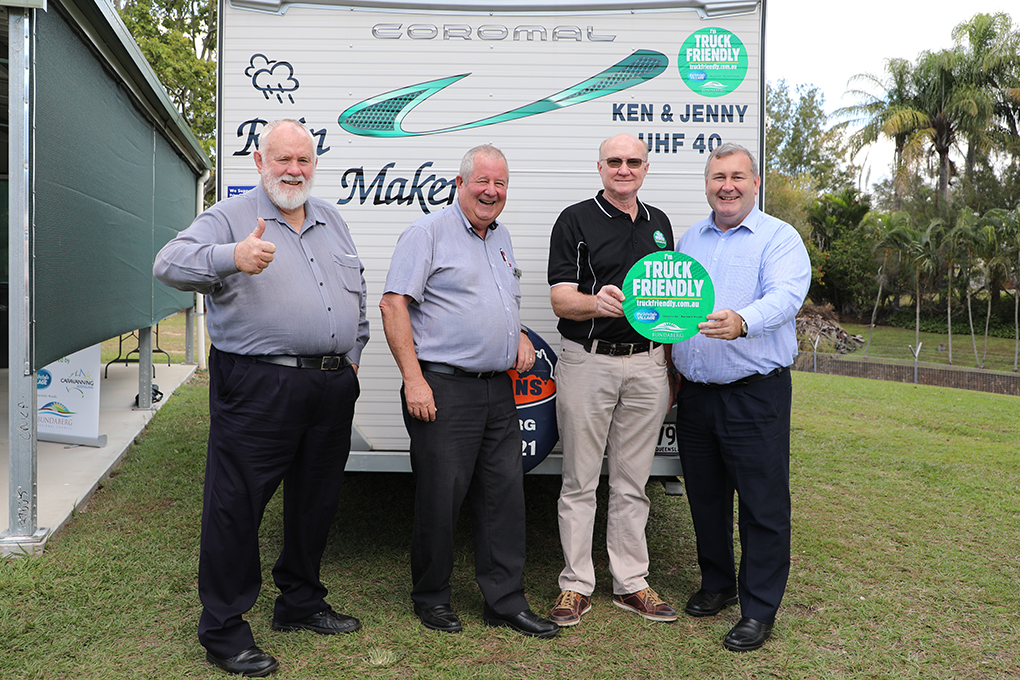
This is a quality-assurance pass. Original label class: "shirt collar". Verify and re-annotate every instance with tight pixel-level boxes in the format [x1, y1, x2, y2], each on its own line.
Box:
[453, 199, 500, 237]
[594, 189, 650, 222]
[254, 183, 325, 232]
[706, 204, 762, 234]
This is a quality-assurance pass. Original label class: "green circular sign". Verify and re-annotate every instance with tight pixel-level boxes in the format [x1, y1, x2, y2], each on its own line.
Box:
[678, 27, 748, 98]
[622, 252, 714, 343]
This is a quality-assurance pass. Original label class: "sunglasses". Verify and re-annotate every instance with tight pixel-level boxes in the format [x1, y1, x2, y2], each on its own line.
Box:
[601, 157, 646, 169]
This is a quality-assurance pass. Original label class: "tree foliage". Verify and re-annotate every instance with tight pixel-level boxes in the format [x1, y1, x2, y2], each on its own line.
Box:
[838, 12, 1020, 212]
[118, 0, 216, 159]
[766, 80, 855, 193]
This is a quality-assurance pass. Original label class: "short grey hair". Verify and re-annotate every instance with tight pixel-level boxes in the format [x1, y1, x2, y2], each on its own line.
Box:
[259, 119, 315, 152]
[460, 144, 509, 184]
[705, 142, 759, 179]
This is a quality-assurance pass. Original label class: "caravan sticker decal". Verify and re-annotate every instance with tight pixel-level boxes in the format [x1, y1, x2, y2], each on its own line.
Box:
[337, 49, 668, 138]
[678, 28, 748, 98]
[246, 54, 300, 104]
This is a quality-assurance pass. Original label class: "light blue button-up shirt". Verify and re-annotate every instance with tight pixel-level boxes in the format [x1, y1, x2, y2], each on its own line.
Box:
[671, 206, 811, 385]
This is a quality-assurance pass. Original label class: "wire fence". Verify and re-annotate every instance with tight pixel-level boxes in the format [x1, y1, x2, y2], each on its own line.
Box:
[792, 351, 1020, 397]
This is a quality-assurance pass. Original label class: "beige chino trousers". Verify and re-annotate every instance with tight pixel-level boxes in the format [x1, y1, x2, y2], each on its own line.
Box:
[554, 337, 671, 596]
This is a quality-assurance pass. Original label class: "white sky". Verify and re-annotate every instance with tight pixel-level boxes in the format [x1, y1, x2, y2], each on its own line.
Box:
[764, 0, 1018, 185]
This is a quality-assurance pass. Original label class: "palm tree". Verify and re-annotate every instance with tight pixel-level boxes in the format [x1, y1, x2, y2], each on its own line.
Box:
[836, 58, 917, 209]
[895, 49, 995, 208]
[952, 13, 1020, 169]
[984, 206, 1020, 371]
[973, 220, 1010, 366]
[953, 211, 985, 367]
[941, 217, 975, 365]
[861, 211, 911, 357]
[910, 221, 945, 349]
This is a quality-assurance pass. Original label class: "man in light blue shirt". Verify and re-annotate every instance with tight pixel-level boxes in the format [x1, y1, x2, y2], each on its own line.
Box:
[671, 143, 810, 652]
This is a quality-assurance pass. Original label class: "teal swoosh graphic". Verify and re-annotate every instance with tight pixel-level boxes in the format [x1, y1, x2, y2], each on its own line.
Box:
[338, 50, 668, 138]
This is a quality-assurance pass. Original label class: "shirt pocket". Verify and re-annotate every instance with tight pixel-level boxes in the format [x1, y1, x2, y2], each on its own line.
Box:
[509, 266, 523, 303]
[332, 252, 362, 293]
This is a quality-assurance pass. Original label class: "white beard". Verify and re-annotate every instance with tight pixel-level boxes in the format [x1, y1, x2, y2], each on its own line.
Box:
[263, 171, 314, 211]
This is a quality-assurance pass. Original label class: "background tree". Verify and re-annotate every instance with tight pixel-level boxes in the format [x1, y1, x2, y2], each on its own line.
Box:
[861, 211, 912, 356]
[119, 0, 216, 161]
[836, 58, 917, 209]
[767, 80, 856, 193]
[805, 189, 875, 316]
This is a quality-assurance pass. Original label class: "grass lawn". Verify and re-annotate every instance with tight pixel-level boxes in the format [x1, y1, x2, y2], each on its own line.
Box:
[1, 371, 1017, 678]
[839, 322, 1019, 374]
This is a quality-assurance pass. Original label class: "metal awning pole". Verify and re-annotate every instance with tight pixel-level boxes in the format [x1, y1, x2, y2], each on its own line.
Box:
[3, 8, 48, 552]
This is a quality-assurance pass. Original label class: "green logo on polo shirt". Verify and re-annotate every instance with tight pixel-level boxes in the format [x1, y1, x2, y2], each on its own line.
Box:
[653, 230, 667, 249]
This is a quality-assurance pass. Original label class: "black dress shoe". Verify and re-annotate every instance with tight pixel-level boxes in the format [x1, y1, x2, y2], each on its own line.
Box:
[272, 605, 361, 635]
[206, 645, 279, 677]
[684, 587, 738, 617]
[482, 605, 559, 639]
[414, 603, 463, 633]
[723, 617, 773, 652]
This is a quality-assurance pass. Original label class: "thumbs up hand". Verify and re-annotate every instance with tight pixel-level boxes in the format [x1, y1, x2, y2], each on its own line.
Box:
[234, 218, 277, 275]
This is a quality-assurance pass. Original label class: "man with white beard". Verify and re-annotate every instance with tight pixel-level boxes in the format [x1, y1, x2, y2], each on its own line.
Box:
[155, 119, 369, 677]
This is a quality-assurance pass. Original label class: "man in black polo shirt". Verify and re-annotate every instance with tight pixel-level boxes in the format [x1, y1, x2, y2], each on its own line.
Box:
[546, 133, 677, 627]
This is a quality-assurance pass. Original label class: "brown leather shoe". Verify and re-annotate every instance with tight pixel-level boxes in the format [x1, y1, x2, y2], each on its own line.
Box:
[549, 590, 592, 627]
[612, 587, 677, 622]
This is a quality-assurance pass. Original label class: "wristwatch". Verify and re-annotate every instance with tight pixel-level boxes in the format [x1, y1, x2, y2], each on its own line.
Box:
[739, 318, 748, 338]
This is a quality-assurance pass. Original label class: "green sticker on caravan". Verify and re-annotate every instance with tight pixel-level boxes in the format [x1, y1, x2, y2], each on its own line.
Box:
[622, 252, 714, 343]
[678, 27, 748, 98]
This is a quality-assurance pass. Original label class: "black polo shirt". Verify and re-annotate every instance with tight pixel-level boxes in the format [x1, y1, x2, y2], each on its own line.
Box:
[547, 190, 674, 344]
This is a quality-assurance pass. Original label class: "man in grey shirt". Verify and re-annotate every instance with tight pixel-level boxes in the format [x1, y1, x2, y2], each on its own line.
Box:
[154, 119, 369, 677]
[380, 144, 557, 639]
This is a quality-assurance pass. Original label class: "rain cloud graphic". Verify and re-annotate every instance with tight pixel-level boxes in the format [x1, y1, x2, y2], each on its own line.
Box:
[246, 54, 300, 104]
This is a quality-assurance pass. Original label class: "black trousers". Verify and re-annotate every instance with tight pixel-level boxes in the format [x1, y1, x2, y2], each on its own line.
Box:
[675, 368, 792, 624]
[198, 347, 359, 658]
[402, 371, 529, 617]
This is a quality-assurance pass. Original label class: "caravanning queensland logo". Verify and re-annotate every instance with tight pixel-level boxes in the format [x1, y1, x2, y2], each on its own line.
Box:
[61, 369, 96, 390]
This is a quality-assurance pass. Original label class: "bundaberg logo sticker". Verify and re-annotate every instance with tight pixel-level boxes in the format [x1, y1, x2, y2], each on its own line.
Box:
[623, 252, 715, 343]
[338, 50, 667, 137]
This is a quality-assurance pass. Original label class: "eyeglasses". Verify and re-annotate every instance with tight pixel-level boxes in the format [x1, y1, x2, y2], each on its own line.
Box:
[601, 157, 646, 169]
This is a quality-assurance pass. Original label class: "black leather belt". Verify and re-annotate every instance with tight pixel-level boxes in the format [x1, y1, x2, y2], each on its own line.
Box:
[254, 354, 351, 370]
[580, 339, 660, 356]
[419, 360, 501, 379]
[703, 365, 788, 388]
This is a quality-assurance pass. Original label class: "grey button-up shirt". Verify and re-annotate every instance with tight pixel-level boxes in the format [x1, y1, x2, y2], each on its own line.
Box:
[153, 184, 369, 364]
[384, 201, 522, 373]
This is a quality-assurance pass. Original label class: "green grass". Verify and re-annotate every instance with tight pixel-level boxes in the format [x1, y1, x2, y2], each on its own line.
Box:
[1, 372, 1017, 678]
[834, 322, 1019, 374]
[100, 311, 207, 367]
